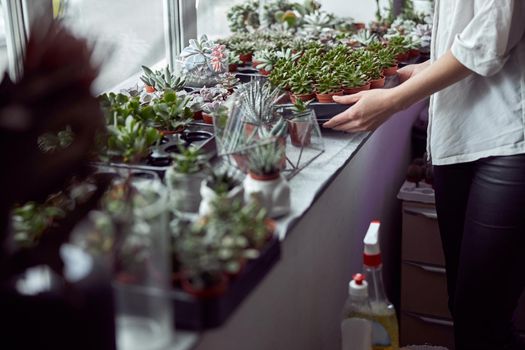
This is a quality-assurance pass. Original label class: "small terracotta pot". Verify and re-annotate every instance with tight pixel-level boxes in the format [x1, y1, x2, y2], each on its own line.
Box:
[370, 77, 386, 89]
[144, 85, 156, 93]
[353, 22, 366, 30]
[396, 52, 409, 62]
[248, 171, 280, 181]
[193, 110, 203, 120]
[252, 60, 261, 69]
[181, 274, 228, 299]
[202, 112, 213, 125]
[239, 53, 253, 64]
[159, 128, 183, 136]
[259, 68, 271, 76]
[288, 119, 313, 147]
[228, 63, 238, 72]
[290, 92, 316, 104]
[315, 90, 344, 103]
[408, 48, 420, 58]
[343, 82, 371, 95]
[382, 65, 398, 77]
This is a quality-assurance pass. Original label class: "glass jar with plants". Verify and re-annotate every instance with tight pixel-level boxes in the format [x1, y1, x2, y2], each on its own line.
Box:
[287, 99, 315, 147]
[164, 146, 210, 214]
[198, 168, 243, 217]
[243, 140, 291, 218]
[314, 71, 343, 103]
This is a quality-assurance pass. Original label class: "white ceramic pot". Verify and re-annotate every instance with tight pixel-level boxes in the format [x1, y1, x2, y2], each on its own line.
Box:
[165, 167, 207, 213]
[243, 172, 291, 218]
[198, 180, 244, 217]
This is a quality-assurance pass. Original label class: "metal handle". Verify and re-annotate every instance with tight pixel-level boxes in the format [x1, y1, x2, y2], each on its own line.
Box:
[406, 261, 446, 274]
[404, 206, 438, 220]
[407, 312, 454, 327]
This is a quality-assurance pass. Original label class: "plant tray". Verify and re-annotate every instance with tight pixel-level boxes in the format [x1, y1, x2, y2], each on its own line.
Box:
[171, 236, 281, 330]
[93, 123, 216, 177]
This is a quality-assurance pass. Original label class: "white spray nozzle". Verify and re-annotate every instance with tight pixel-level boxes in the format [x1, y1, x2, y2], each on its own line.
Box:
[363, 221, 381, 256]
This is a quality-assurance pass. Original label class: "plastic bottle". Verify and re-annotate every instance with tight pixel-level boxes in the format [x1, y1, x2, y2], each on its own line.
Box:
[341, 273, 373, 350]
[363, 221, 399, 350]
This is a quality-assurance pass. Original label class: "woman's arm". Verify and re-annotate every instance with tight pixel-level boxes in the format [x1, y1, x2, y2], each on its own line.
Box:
[322, 50, 472, 132]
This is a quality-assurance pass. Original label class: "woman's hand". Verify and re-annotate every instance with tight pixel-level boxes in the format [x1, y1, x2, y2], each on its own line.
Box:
[322, 89, 400, 132]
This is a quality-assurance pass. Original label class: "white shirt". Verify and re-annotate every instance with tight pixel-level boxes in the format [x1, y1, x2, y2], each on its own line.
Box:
[428, 0, 525, 165]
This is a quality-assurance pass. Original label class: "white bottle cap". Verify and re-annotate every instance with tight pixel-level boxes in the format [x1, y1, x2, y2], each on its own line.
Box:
[349, 273, 368, 297]
[363, 221, 381, 255]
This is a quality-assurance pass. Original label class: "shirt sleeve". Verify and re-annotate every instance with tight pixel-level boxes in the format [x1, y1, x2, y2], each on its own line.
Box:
[450, 0, 525, 77]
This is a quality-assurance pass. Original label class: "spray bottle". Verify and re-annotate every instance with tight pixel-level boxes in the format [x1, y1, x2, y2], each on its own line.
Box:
[363, 221, 399, 350]
[341, 274, 373, 350]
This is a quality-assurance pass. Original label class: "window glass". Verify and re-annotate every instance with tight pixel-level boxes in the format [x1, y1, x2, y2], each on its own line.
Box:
[56, 0, 166, 92]
[196, 0, 248, 39]
[0, 3, 8, 76]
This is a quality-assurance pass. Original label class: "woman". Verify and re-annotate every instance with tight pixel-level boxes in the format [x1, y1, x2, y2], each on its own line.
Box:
[323, 1, 525, 349]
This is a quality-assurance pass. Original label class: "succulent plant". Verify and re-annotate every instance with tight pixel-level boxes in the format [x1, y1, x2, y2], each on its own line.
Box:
[171, 146, 209, 175]
[303, 10, 335, 33]
[246, 140, 284, 176]
[38, 126, 74, 153]
[315, 72, 342, 94]
[140, 65, 186, 92]
[339, 64, 367, 88]
[289, 66, 313, 95]
[268, 59, 294, 90]
[106, 115, 161, 163]
[206, 169, 240, 195]
[351, 29, 380, 47]
[290, 97, 314, 116]
[236, 79, 283, 125]
[217, 72, 240, 91]
[12, 201, 66, 247]
[375, 47, 397, 69]
[151, 89, 194, 131]
[227, 0, 260, 33]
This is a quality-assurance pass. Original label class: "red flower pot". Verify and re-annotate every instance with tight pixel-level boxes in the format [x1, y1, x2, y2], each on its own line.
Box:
[228, 63, 238, 72]
[290, 92, 316, 104]
[396, 52, 409, 62]
[144, 85, 156, 93]
[382, 65, 398, 77]
[343, 82, 371, 95]
[315, 90, 344, 103]
[288, 119, 313, 147]
[252, 60, 261, 69]
[239, 53, 253, 64]
[370, 76, 386, 89]
[259, 68, 271, 76]
[408, 48, 420, 58]
[202, 112, 214, 124]
[193, 110, 203, 120]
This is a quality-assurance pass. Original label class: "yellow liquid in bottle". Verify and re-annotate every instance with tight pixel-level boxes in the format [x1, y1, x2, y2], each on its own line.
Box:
[344, 305, 399, 350]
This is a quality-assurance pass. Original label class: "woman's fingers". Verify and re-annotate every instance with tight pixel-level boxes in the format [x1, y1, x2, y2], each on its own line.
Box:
[332, 93, 363, 105]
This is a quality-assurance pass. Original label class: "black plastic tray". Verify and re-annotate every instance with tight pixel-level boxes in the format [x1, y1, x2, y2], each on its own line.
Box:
[171, 236, 281, 330]
[93, 123, 216, 178]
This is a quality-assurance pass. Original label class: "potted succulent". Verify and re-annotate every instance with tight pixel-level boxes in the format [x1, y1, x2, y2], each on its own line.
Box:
[315, 72, 343, 103]
[106, 115, 161, 163]
[289, 67, 315, 103]
[269, 59, 294, 92]
[199, 85, 229, 124]
[227, 50, 243, 72]
[358, 52, 385, 89]
[217, 72, 240, 93]
[243, 140, 291, 218]
[376, 47, 398, 76]
[230, 41, 255, 64]
[226, 1, 260, 33]
[165, 146, 210, 213]
[150, 89, 194, 134]
[339, 65, 370, 94]
[140, 65, 185, 93]
[287, 99, 314, 147]
[199, 168, 243, 217]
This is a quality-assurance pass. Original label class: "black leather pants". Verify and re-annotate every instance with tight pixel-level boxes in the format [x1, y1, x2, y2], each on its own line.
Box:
[434, 154, 525, 350]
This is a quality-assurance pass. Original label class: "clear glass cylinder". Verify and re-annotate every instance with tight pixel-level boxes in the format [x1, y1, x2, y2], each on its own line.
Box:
[112, 179, 173, 350]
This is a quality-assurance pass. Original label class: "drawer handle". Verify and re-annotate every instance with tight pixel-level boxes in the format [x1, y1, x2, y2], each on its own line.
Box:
[404, 207, 438, 220]
[406, 261, 446, 274]
[407, 312, 454, 327]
